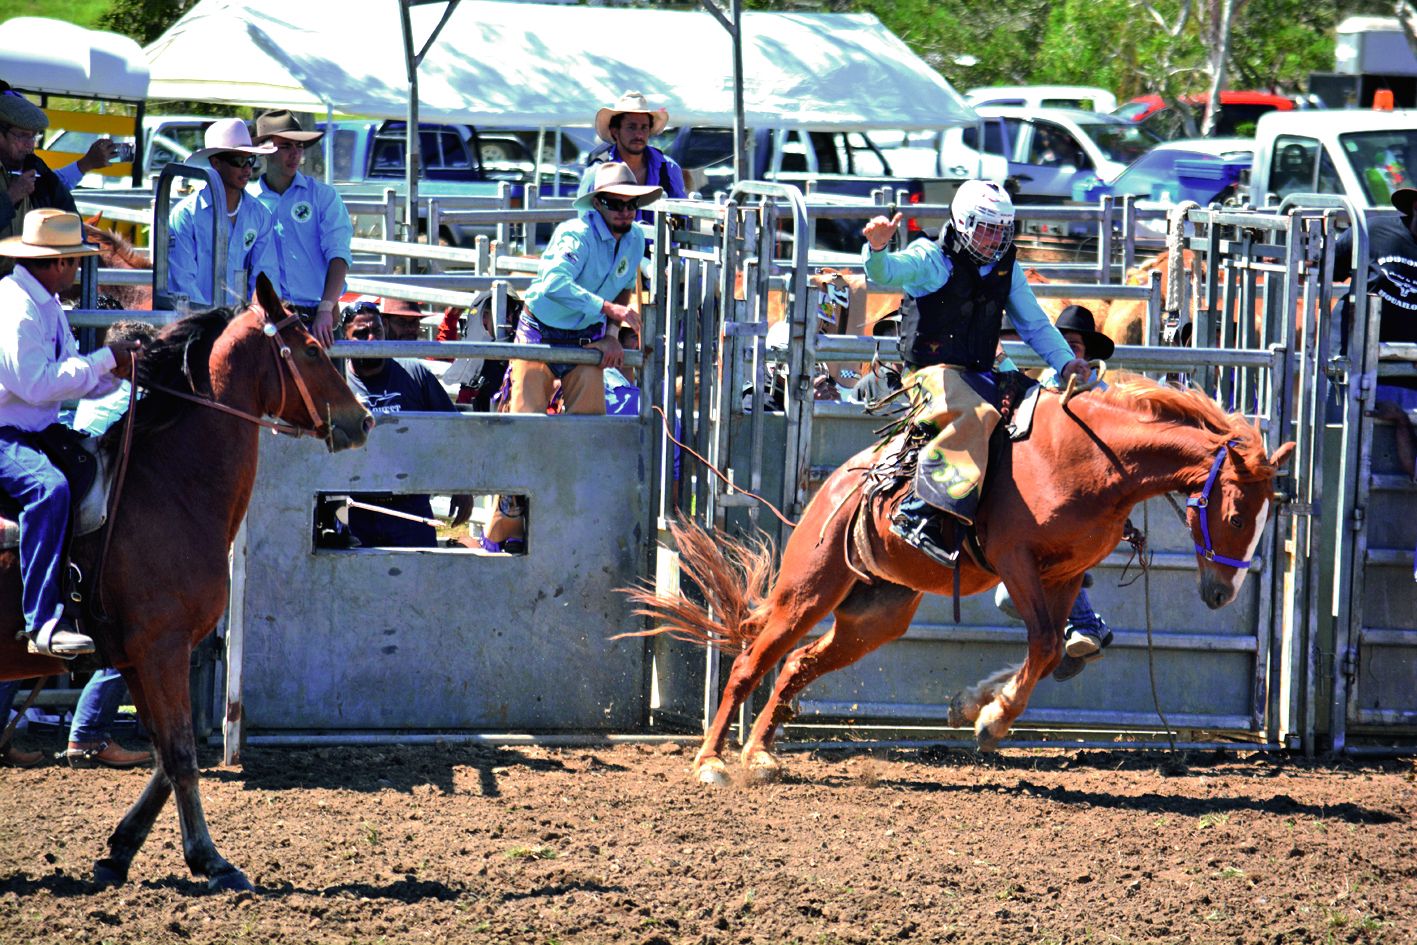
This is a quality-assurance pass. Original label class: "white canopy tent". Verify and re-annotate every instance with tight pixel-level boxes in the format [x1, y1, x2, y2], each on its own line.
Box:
[145, 0, 976, 132]
[0, 16, 149, 101]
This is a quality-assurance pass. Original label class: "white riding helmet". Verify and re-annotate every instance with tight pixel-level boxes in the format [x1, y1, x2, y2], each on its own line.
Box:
[950, 179, 1015, 264]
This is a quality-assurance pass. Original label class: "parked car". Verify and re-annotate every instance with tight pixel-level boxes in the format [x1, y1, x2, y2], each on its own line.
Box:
[938, 107, 1164, 201]
[1073, 138, 1254, 237]
[965, 84, 1118, 114]
[662, 126, 965, 249]
[1114, 92, 1296, 140]
[1247, 108, 1417, 210]
[46, 115, 213, 188]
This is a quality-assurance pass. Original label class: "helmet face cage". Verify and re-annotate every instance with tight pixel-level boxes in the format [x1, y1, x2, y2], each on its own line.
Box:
[952, 181, 1016, 264]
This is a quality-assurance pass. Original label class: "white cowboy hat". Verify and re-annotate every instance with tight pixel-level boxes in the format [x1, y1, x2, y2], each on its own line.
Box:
[594, 91, 669, 143]
[189, 117, 277, 163]
[572, 162, 664, 214]
[0, 209, 99, 259]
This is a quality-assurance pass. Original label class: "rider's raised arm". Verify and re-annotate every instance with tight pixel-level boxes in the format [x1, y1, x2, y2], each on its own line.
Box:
[861, 237, 950, 297]
[1006, 266, 1076, 376]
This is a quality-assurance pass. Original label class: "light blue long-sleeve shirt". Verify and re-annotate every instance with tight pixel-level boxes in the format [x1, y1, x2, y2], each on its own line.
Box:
[862, 237, 1075, 376]
[246, 171, 353, 307]
[166, 188, 280, 309]
[524, 211, 643, 331]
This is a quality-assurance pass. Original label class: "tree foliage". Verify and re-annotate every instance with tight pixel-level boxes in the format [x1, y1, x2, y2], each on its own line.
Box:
[96, 0, 196, 46]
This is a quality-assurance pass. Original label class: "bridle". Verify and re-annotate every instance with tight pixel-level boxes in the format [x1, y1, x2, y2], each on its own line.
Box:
[143, 306, 331, 445]
[1184, 440, 1253, 569]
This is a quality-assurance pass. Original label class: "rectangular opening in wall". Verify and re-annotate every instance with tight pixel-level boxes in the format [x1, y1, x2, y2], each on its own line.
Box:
[312, 492, 529, 555]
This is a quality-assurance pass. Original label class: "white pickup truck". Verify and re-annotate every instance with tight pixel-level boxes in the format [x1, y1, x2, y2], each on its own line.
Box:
[1248, 109, 1417, 210]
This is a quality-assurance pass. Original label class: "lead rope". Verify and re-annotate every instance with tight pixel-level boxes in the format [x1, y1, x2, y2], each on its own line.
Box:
[652, 404, 797, 528]
[1137, 501, 1178, 753]
[0, 676, 47, 754]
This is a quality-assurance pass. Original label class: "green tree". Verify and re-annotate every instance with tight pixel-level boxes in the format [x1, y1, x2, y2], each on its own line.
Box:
[97, 0, 194, 45]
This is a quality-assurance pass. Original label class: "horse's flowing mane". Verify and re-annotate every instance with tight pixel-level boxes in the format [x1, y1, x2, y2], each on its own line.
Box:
[83, 223, 149, 270]
[100, 309, 234, 454]
[1091, 374, 1276, 480]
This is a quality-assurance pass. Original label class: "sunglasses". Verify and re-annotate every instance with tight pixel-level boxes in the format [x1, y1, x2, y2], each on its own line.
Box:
[217, 153, 260, 168]
[596, 195, 642, 213]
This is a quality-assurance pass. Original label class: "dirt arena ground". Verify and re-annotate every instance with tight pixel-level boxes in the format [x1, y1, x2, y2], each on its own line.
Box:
[0, 741, 1413, 945]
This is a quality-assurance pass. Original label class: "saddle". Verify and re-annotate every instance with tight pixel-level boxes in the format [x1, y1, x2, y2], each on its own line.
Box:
[0, 424, 114, 550]
[846, 375, 1044, 588]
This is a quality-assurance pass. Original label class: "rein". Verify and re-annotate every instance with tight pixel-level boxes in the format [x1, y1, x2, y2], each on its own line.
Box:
[87, 309, 329, 627]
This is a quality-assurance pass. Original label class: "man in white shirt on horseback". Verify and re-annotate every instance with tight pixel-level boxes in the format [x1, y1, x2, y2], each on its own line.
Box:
[861, 180, 1091, 566]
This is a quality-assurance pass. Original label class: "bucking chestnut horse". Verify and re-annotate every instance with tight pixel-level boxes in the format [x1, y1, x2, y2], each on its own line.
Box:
[0, 274, 371, 889]
[629, 376, 1294, 784]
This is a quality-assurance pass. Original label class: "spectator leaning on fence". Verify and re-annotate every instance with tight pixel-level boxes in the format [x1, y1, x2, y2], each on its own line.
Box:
[0, 84, 77, 277]
[247, 110, 352, 348]
[480, 162, 660, 554]
[579, 91, 685, 223]
[165, 118, 280, 310]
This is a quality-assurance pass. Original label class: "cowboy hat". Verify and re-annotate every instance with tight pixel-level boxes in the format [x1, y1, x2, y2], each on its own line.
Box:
[1392, 187, 1417, 217]
[594, 91, 669, 143]
[377, 296, 426, 319]
[0, 88, 47, 132]
[572, 162, 664, 214]
[1054, 304, 1114, 360]
[0, 209, 99, 259]
[189, 117, 277, 163]
[253, 109, 324, 145]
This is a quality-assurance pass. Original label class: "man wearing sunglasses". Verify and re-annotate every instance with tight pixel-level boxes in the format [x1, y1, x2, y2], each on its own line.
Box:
[0, 84, 78, 276]
[247, 110, 352, 347]
[579, 91, 685, 225]
[480, 162, 661, 554]
[166, 118, 281, 309]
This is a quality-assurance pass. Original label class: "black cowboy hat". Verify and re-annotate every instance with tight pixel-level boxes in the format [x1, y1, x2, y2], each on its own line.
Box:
[1392, 187, 1417, 217]
[1054, 305, 1114, 360]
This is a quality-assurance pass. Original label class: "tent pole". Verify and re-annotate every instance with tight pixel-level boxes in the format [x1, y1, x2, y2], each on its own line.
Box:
[701, 0, 747, 184]
[325, 106, 335, 185]
[400, 0, 421, 267]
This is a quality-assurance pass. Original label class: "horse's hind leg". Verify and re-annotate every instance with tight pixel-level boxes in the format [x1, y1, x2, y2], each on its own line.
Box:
[132, 644, 251, 891]
[740, 581, 923, 781]
[694, 572, 857, 785]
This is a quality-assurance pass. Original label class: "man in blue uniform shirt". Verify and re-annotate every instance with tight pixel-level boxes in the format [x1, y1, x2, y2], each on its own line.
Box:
[166, 118, 280, 310]
[481, 162, 660, 553]
[862, 180, 1090, 566]
[247, 110, 352, 348]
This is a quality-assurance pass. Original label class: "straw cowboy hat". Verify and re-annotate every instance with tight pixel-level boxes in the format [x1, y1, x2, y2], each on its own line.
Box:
[1054, 304, 1115, 360]
[0, 209, 99, 259]
[0, 87, 48, 132]
[190, 117, 277, 163]
[594, 91, 669, 143]
[253, 109, 324, 145]
[572, 162, 664, 213]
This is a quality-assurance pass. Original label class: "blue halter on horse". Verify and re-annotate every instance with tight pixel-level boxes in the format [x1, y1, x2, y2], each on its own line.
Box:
[1186, 441, 1253, 569]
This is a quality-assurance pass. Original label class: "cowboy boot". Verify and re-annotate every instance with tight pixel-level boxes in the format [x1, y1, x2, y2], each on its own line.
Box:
[24, 616, 95, 658]
[890, 495, 963, 568]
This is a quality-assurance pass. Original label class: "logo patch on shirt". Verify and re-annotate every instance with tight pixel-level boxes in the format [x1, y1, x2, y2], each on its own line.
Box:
[614, 256, 630, 279]
[291, 201, 313, 223]
[243, 228, 257, 251]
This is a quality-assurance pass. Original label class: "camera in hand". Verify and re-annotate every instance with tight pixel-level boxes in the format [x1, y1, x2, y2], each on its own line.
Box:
[109, 142, 135, 165]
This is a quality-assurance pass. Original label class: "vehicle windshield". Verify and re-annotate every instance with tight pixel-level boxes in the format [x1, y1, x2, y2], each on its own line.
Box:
[1340, 129, 1417, 206]
[1078, 119, 1162, 165]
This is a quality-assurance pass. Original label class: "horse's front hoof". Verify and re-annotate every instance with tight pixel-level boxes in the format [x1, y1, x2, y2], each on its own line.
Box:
[92, 858, 128, 889]
[207, 867, 252, 892]
[974, 704, 1007, 752]
[743, 750, 782, 784]
[694, 758, 731, 786]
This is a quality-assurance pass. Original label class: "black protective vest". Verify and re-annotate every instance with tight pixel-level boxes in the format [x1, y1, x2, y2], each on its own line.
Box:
[897, 230, 1017, 371]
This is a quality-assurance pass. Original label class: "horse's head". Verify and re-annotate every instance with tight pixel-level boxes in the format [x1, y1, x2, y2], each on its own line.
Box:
[1187, 436, 1295, 609]
[247, 274, 372, 451]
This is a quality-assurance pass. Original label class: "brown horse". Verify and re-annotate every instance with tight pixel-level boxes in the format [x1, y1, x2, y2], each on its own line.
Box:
[628, 377, 1295, 784]
[0, 274, 371, 889]
[84, 219, 154, 311]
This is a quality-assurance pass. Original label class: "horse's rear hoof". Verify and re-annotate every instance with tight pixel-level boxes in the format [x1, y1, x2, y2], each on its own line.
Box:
[694, 760, 731, 786]
[946, 695, 970, 728]
[92, 859, 128, 889]
[207, 868, 252, 892]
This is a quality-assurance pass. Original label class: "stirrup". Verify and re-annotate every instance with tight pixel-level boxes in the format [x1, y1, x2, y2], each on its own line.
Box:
[890, 511, 960, 568]
[24, 619, 96, 659]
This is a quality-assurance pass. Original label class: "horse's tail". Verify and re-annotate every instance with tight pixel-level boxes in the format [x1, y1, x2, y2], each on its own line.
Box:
[615, 517, 776, 652]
